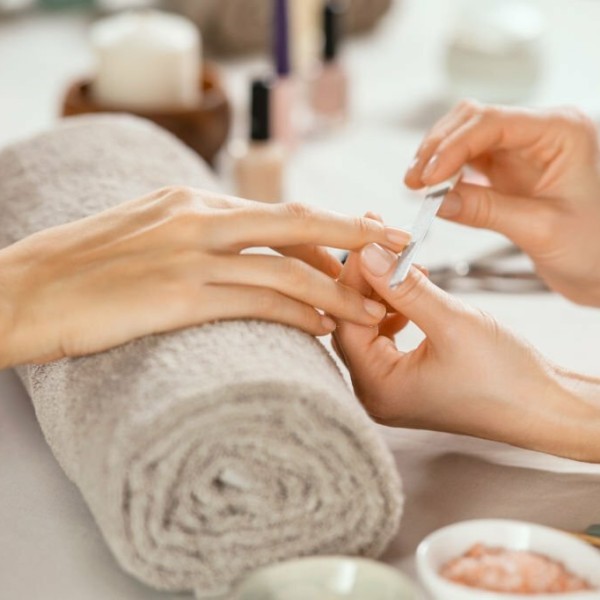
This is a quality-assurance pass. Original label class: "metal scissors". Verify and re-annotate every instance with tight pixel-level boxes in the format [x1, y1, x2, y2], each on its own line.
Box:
[426, 243, 549, 293]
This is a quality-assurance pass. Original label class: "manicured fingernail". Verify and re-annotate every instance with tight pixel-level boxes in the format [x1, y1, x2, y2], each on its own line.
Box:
[362, 243, 397, 277]
[406, 156, 420, 174]
[437, 191, 462, 217]
[321, 316, 337, 332]
[385, 227, 411, 247]
[364, 298, 386, 320]
[422, 154, 440, 180]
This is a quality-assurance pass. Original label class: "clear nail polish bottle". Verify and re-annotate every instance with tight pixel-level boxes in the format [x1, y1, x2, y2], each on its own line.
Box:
[310, 1, 348, 126]
[235, 78, 285, 204]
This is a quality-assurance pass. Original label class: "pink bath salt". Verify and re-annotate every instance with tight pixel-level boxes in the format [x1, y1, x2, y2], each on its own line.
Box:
[440, 543, 594, 594]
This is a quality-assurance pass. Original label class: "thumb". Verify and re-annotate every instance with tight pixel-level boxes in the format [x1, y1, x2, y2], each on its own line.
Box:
[359, 244, 467, 340]
[437, 182, 550, 249]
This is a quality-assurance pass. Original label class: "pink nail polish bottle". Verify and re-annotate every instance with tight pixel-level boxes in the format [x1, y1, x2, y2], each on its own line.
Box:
[272, 0, 296, 150]
[235, 78, 285, 204]
[310, 1, 348, 126]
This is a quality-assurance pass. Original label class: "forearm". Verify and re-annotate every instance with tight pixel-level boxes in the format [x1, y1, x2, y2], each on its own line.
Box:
[542, 368, 600, 462]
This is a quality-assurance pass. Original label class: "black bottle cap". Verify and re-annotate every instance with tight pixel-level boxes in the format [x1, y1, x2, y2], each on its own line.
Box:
[250, 78, 272, 142]
[323, 1, 344, 62]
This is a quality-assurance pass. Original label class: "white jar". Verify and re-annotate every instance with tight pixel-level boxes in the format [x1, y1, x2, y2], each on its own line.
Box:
[445, 0, 544, 104]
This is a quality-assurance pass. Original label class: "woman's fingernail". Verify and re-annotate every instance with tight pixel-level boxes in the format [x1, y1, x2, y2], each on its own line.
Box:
[406, 156, 420, 174]
[437, 191, 462, 217]
[364, 298, 387, 320]
[321, 316, 337, 332]
[385, 227, 411, 247]
[422, 154, 440, 180]
[362, 243, 397, 277]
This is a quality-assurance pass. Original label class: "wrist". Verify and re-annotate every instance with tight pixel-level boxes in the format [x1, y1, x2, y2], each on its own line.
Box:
[0, 234, 66, 368]
[548, 367, 600, 461]
[451, 358, 600, 463]
[508, 363, 600, 462]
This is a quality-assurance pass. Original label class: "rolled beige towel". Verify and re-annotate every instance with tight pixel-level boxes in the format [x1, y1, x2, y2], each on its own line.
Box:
[0, 115, 403, 596]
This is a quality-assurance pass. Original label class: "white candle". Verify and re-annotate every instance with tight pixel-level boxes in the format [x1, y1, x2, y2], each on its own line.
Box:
[90, 10, 202, 112]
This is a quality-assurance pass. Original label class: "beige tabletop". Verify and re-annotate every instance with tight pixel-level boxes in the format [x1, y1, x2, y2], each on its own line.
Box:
[2, 1, 600, 598]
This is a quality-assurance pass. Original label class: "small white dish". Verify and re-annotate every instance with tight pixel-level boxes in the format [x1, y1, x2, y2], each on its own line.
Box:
[417, 519, 600, 600]
[231, 556, 418, 600]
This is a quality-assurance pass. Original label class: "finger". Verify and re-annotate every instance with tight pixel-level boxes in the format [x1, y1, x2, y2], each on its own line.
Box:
[414, 103, 472, 163]
[419, 106, 552, 185]
[206, 253, 387, 326]
[197, 284, 336, 337]
[339, 249, 401, 312]
[275, 244, 342, 278]
[364, 210, 384, 223]
[337, 249, 373, 296]
[359, 243, 468, 341]
[335, 317, 402, 395]
[405, 102, 475, 189]
[379, 312, 410, 339]
[333, 213, 392, 368]
[414, 264, 430, 278]
[334, 254, 406, 394]
[331, 333, 349, 368]
[333, 249, 383, 370]
[436, 182, 556, 249]
[367, 262, 429, 314]
[209, 203, 412, 253]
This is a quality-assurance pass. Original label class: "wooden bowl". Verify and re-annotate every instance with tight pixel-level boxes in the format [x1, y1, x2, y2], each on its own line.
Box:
[62, 63, 231, 166]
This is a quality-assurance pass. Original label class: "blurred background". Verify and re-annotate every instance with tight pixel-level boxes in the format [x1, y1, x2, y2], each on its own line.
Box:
[4, 7, 600, 594]
[1, 0, 600, 282]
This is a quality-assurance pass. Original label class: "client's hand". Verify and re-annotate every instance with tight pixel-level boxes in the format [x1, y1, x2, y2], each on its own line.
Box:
[333, 243, 600, 462]
[405, 101, 600, 306]
[0, 186, 410, 368]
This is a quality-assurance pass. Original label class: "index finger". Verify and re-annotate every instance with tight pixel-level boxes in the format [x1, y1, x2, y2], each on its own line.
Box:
[407, 103, 548, 187]
[419, 106, 551, 186]
[209, 202, 412, 253]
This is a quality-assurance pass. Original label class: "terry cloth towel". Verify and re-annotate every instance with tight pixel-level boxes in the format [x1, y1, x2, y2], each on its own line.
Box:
[0, 115, 403, 596]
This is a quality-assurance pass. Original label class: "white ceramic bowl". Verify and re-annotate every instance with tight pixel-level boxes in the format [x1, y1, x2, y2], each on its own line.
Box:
[417, 519, 600, 600]
[231, 556, 417, 600]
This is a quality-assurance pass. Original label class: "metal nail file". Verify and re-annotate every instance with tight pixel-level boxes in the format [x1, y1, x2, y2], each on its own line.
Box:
[389, 173, 460, 287]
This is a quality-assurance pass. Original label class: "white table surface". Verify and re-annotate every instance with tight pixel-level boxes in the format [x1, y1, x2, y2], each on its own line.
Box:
[2, 1, 600, 598]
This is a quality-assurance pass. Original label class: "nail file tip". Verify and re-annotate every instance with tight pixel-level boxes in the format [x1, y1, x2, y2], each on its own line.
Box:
[426, 184, 452, 199]
[388, 173, 460, 289]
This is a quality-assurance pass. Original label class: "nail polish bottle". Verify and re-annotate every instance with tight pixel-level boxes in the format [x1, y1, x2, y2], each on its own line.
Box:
[290, 0, 321, 76]
[272, 0, 296, 149]
[310, 1, 348, 125]
[235, 78, 285, 204]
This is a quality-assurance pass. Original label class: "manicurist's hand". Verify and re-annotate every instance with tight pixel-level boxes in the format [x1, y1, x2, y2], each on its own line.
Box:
[405, 101, 600, 306]
[333, 243, 600, 462]
[0, 186, 411, 368]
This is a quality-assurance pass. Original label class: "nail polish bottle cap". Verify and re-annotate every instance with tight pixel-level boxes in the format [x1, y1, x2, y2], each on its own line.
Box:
[323, 1, 344, 62]
[273, 0, 291, 76]
[250, 78, 272, 142]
